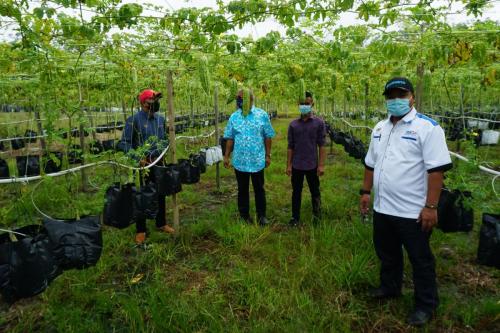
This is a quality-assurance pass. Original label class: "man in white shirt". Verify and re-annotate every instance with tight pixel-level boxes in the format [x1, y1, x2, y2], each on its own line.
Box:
[360, 77, 452, 327]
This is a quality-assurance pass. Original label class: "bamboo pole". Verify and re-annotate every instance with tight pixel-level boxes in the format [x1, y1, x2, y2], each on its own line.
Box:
[214, 84, 221, 191]
[166, 70, 179, 229]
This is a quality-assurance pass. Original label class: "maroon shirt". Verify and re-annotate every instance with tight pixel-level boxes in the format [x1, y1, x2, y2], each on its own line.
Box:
[287, 116, 326, 170]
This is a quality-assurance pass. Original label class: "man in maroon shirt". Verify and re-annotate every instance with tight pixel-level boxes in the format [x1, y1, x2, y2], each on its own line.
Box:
[286, 91, 327, 226]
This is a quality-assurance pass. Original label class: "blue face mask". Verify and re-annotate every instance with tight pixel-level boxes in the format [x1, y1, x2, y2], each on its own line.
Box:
[386, 98, 411, 117]
[299, 105, 312, 115]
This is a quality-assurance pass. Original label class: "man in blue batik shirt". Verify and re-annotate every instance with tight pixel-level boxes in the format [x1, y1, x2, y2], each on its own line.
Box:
[118, 89, 175, 245]
[223, 89, 276, 226]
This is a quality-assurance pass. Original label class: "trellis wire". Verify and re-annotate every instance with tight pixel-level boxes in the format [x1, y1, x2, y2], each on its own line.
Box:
[324, 113, 500, 177]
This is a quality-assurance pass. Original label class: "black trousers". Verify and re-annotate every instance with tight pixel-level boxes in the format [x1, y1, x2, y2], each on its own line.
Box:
[291, 168, 321, 220]
[136, 170, 166, 233]
[373, 211, 438, 314]
[234, 169, 266, 219]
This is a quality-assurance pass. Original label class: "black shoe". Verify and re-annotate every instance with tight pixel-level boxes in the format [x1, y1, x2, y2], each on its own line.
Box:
[368, 287, 401, 299]
[407, 309, 432, 327]
[258, 217, 269, 226]
[288, 218, 300, 227]
[240, 215, 253, 224]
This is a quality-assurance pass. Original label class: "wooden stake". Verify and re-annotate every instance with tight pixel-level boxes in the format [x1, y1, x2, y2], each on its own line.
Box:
[214, 84, 221, 191]
[416, 62, 425, 112]
[77, 82, 88, 191]
[35, 109, 46, 152]
[166, 70, 179, 229]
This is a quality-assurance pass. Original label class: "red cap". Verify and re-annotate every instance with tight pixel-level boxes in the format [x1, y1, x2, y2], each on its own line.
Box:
[139, 89, 156, 104]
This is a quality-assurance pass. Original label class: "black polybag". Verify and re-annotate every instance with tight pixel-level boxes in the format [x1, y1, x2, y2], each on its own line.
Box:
[89, 141, 104, 154]
[68, 145, 83, 164]
[437, 188, 473, 232]
[11, 138, 25, 150]
[154, 164, 182, 196]
[0, 225, 61, 303]
[16, 155, 40, 177]
[134, 183, 159, 220]
[24, 129, 38, 143]
[43, 152, 63, 174]
[43, 215, 102, 270]
[190, 153, 206, 174]
[0, 158, 9, 179]
[102, 139, 116, 151]
[178, 158, 201, 184]
[477, 213, 500, 269]
[103, 183, 136, 229]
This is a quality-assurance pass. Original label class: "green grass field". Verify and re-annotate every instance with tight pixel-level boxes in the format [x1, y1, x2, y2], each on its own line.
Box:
[0, 118, 499, 333]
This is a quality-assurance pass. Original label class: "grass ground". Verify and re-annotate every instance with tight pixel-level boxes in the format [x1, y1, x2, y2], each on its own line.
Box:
[0, 117, 499, 333]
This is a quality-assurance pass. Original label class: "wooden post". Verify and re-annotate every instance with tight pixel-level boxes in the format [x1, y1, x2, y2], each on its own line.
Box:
[35, 109, 46, 151]
[457, 84, 465, 152]
[166, 70, 179, 229]
[364, 82, 370, 139]
[416, 62, 425, 112]
[189, 95, 194, 125]
[77, 82, 88, 191]
[214, 84, 221, 191]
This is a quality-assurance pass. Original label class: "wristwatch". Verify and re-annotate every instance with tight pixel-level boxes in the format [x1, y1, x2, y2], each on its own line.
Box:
[424, 203, 438, 209]
[359, 189, 371, 195]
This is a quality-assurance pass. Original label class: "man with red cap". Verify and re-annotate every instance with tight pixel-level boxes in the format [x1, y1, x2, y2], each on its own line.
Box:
[119, 89, 175, 245]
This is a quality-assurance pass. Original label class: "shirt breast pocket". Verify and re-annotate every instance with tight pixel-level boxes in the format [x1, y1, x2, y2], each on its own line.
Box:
[401, 135, 420, 156]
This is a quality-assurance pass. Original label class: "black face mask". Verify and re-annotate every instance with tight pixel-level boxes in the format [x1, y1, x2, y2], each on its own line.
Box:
[151, 100, 160, 112]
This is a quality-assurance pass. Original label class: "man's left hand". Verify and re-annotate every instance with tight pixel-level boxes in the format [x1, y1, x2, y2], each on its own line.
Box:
[265, 155, 271, 168]
[317, 165, 325, 176]
[418, 207, 438, 232]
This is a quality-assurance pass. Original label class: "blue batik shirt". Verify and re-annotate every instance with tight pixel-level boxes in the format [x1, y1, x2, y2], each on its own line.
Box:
[118, 110, 168, 160]
[224, 106, 276, 173]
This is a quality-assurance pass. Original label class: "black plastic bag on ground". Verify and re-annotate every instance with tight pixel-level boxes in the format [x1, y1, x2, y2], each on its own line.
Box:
[154, 164, 182, 196]
[0, 158, 9, 179]
[24, 130, 37, 143]
[43, 152, 63, 174]
[11, 138, 25, 150]
[190, 153, 206, 174]
[0, 225, 61, 303]
[437, 188, 473, 232]
[43, 216, 102, 270]
[134, 183, 158, 220]
[103, 183, 136, 229]
[178, 158, 201, 184]
[477, 213, 500, 269]
[16, 155, 40, 177]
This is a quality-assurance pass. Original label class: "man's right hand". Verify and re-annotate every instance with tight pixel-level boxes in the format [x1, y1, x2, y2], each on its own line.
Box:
[224, 156, 231, 169]
[360, 194, 371, 215]
[286, 165, 292, 176]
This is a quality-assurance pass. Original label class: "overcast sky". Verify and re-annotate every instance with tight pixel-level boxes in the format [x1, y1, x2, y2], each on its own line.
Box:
[0, 0, 499, 41]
